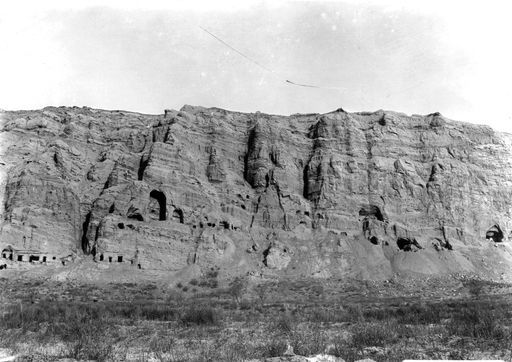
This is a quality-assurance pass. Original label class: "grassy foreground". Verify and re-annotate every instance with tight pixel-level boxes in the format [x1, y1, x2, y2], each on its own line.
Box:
[0, 277, 512, 361]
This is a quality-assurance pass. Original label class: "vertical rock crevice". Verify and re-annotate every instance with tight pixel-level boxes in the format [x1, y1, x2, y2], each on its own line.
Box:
[138, 154, 149, 181]
[364, 129, 375, 204]
[81, 211, 92, 254]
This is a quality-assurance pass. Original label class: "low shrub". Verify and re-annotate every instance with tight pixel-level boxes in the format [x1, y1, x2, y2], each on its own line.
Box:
[446, 304, 508, 341]
[350, 321, 399, 348]
[180, 306, 220, 326]
[239, 299, 252, 310]
[274, 313, 296, 334]
[260, 338, 288, 357]
[290, 326, 328, 356]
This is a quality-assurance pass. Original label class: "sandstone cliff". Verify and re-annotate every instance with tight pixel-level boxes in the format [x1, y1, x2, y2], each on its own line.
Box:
[1, 105, 512, 280]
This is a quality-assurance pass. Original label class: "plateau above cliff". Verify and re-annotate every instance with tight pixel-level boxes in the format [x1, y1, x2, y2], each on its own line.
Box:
[1, 105, 512, 281]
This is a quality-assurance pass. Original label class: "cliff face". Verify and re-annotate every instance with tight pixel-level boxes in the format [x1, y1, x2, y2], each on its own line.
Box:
[1, 105, 512, 279]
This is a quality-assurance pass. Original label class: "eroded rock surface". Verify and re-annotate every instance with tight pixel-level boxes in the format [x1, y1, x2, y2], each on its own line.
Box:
[2, 106, 512, 279]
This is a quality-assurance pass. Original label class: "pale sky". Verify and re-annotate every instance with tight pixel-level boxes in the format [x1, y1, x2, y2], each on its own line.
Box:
[1, 0, 512, 132]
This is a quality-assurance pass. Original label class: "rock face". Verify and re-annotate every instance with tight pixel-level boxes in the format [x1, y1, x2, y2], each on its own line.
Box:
[2, 105, 512, 279]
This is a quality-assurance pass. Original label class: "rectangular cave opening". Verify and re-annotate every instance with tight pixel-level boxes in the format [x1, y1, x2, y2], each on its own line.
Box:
[108, 256, 112, 263]
[42, 256, 47, 262]
[118, 256, 123, 263]
[99, 254, 104, 261]
[17, 255, 23, 262]
[29, 255, 39, 262]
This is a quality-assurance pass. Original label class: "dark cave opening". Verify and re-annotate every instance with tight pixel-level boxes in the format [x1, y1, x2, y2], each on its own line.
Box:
[149, 190, 167, 221]
[486, 225, 504, 242]
[397, 237, 422, 251]
[172, 208, 184, 224]
[1, 249, 13, 261]
[128, 213, 144, 222]
[262, 245, 271, 267]
[359, 205, 384, 222]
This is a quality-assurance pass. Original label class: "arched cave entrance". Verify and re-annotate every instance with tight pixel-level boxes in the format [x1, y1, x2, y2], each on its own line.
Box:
[149, 190, 167, 221]
[486, 225, 504, 242]
[172, 208, 184, 224]
[1, 247, 13, 261]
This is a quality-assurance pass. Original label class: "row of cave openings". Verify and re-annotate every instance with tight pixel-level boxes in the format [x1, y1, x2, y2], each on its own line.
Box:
[120, 190, 239, 230]
[110, 190, 183, 223]
[137, 190, 179, 222]
[83, 188, 241, 254]
[2, 249, 58, 263]
[358, 205, 506, 251]
[94, 253, 141, 269]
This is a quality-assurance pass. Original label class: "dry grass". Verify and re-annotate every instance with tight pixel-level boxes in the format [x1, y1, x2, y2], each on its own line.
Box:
[0, 278, 511, 361]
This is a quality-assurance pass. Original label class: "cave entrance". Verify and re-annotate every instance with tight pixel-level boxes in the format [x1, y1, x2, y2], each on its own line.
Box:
[1, 248, 13, 261]
[486, 225, 504, 242]
[397, 237, 422, 251]
[149, 190, 167, 221]
[172, 208, 184, 224]
[359, 205, 385, 222]
[128, 213, 144, 222]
